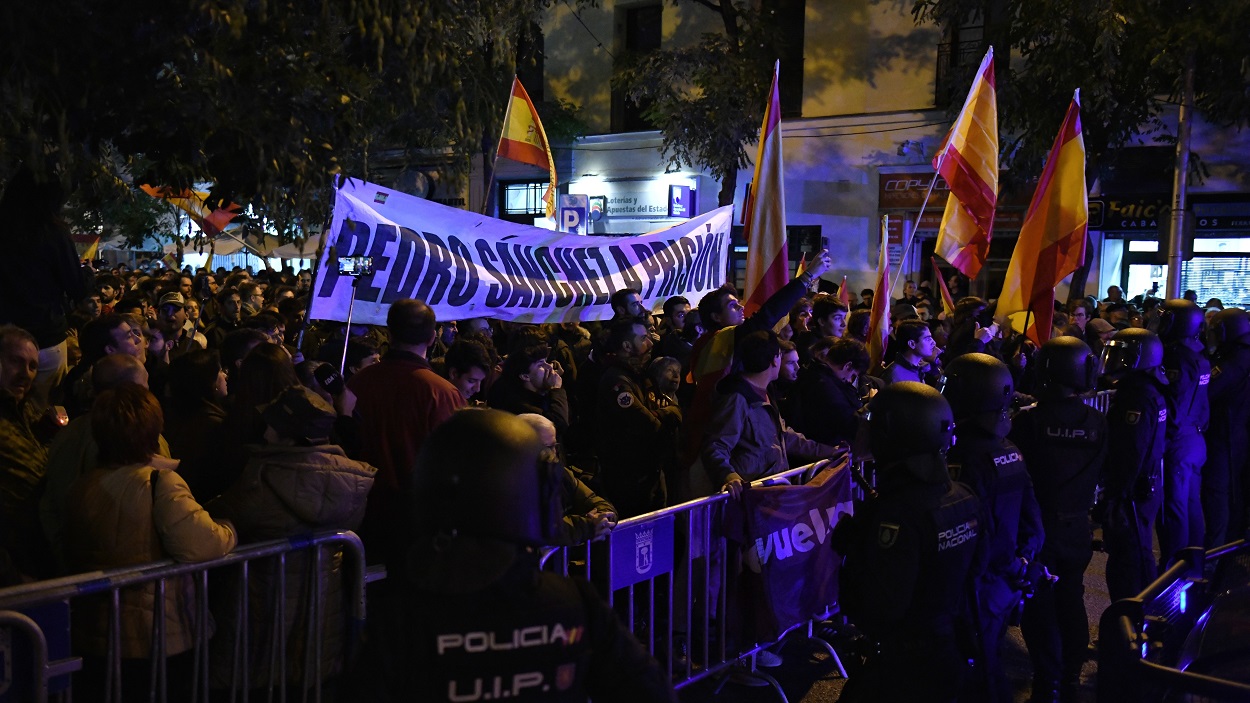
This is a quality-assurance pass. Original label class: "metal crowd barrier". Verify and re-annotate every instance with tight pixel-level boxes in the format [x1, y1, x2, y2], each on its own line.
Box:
[0, 530, 370, 703]
[1097, 537, 1250, 702]
[539, 460, 853, 701]
[1085, 388, 1115, 414]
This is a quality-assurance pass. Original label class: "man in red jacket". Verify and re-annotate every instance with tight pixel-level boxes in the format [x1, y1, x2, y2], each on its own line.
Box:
[348, 298, 465, 566]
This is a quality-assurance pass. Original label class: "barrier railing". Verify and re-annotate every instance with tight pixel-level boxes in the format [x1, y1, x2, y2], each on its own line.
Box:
[539, 460, 850, 699]
[1085, 388, 1115, 414]
[1097, 536, 1250, 702]
[0, 530, 368, 703]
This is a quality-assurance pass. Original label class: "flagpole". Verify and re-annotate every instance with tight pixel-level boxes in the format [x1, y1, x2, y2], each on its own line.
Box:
[886, 170, 940, 299]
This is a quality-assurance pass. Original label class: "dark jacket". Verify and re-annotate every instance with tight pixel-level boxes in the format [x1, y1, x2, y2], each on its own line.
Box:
[347, 550, 677, 702]
[553, 468, 616, 546]
[790, 363, 861, 447]
[488, 377, 570, 438]
[208, 442, 376, 688]
[701, 374, 837, 488]
[948, 428, 1045, 579]
[595, 360, 676, 517]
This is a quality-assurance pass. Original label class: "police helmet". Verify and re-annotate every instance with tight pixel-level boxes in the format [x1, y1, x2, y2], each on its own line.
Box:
[940, 353, 1014, 420]
[411, 408, 562, 546]
[1209, 308, 1250, 346]
[1156, 298, 1204, 341]
[868, 381, 955, 463]
[1037, 336, 1099, 394]
[1100, 328, 1164, 377]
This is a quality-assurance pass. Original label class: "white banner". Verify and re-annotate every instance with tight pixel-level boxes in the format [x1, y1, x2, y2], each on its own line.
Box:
[309, 179, 732, 325]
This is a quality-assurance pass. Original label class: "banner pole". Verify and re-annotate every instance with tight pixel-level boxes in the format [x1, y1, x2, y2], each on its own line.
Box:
[339, 276, 361, 375]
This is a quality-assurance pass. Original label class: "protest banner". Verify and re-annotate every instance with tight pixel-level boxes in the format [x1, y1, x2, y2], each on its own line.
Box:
[309, 179, 732, 325]
[725, 462, 853, 641]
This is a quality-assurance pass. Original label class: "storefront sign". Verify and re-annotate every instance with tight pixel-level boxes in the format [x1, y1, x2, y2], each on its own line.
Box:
[559, 194, 588, 235]
[669, 184, 693, 218]
[569, 178, 696, 218]
[1089, 196, 1169, 232]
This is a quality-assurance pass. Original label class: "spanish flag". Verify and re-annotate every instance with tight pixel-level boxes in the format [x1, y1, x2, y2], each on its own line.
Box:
[497, 77, 557, 218]
[741, 62, 789, 317]
[996, 91, 1088, 345]
[931, 256, 956, 316]
[933, 47, 998, 280]
[140, 185, 241, 236]
[867, 223, 891, 373]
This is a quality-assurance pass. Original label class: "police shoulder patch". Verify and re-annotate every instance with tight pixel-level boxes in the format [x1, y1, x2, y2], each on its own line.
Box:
[877, 522, 901, 549]
[617, 392, 634, 408]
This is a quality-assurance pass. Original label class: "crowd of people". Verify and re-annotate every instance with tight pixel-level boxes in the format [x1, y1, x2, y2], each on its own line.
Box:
[1, 230, 1248, 702]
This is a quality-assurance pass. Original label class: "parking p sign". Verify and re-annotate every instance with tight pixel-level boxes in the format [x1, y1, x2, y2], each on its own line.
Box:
[559, 194, 589, 235]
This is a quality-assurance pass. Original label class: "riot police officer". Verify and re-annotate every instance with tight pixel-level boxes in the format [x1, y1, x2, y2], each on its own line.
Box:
[837, 382, 981, 703]
[942, 353, 1045, 703]
[1155, 299, 1210, 563]
[1203, 308, 1250, 546]
[1011, 337, 1107, 703]
[1100, 328, 1168, 601]
[348, 408, 677, 702]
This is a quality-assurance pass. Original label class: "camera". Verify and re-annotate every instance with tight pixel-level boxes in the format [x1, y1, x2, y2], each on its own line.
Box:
[314, 364, 346, 396]
[337, 256, 374, 277]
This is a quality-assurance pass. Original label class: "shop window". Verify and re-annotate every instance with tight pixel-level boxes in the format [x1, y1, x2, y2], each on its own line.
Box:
[1181, 257, 1250, 307]
[499, 182, 548, 225]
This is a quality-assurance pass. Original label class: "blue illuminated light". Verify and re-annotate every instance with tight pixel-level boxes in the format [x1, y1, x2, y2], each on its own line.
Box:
[1176, 581, 1193, 615]
[1141, 641, 1149, 658]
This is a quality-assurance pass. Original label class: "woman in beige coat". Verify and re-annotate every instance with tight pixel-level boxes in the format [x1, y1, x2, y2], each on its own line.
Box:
[65, 383, 236, 701]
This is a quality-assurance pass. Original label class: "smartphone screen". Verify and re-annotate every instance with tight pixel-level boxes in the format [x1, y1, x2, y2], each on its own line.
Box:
[338, 256, 374, 276]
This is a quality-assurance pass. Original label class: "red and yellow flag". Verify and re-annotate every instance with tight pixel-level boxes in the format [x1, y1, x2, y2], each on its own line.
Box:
[742, 62, 789, 317]
[996, 91, 1088, 345]
[867, 223, 891, 373]
[837, 275, 850, 308]
[931, 256, 956, 316]
[933, 47, 998, 280]
[140, 185, 241, 236]
[497, 77, 557, 218]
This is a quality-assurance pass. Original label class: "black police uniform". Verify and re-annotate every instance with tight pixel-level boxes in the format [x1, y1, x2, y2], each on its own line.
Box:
[350, 552, 676, 703]
[1158, 339, 1210, 561]
[1011, 397, 1107, 699]
[948, 431, 1045, 703]
[838, 454, 981, 703]
[1103, 372, 1168, 601]
[595, 359, 672, 517]
[1204, 337, 1250, 546]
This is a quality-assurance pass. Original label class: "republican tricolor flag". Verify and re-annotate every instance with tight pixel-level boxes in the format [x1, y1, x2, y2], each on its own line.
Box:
[742, 62, 789, 317]
[996, 91, 1088, 344]
[497, 77, 557, 218]
[933, 47, 998, 280]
